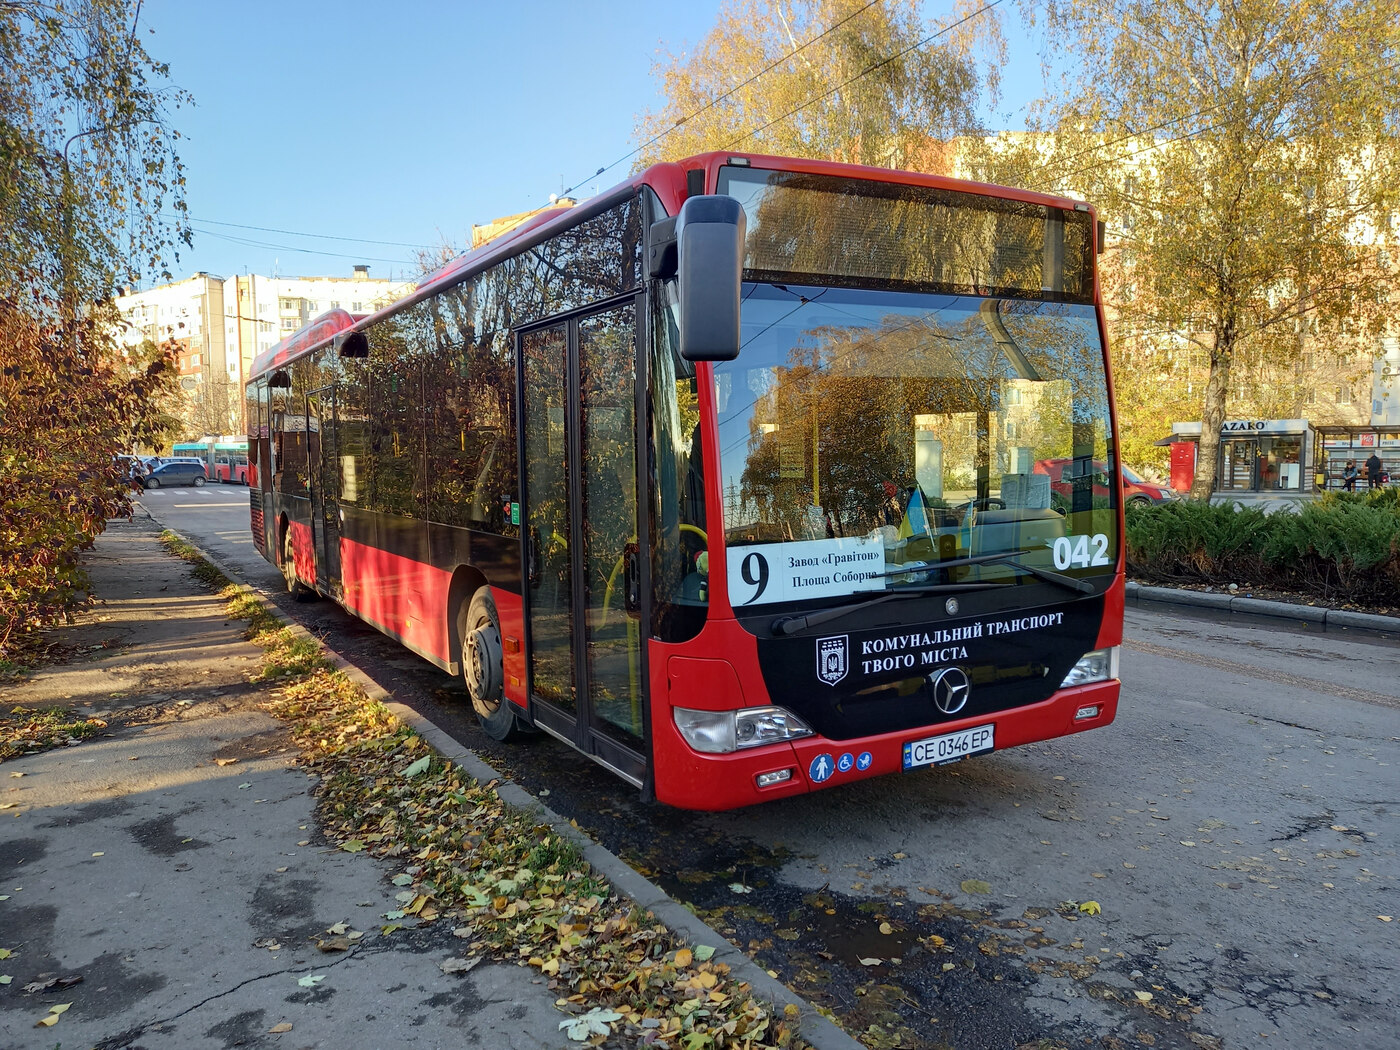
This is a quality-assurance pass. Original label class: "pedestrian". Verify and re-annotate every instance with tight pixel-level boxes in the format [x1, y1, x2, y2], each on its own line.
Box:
[1342, 459, 1359, 491]
[1365, 452, 1383, 489]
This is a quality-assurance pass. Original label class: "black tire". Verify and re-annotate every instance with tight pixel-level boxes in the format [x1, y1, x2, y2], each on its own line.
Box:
[1127, 495, 1151, 508]
[144, 477, 159, 489]
[457, 588, 521, 741]
[282, 531, 316, 602]
[193, 476, 205, 487]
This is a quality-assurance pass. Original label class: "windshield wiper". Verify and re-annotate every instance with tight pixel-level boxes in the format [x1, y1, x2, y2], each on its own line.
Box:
[769, 581, 1009, 637]
[877, 549, 1096, 596]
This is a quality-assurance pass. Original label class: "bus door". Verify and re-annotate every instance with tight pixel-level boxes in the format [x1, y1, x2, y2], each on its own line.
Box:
[307, 385, 342, 596]
[518, 299, 647, 786]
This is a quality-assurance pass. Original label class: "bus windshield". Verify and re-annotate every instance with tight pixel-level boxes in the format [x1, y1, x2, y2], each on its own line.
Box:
[714, 283, 1116, 609]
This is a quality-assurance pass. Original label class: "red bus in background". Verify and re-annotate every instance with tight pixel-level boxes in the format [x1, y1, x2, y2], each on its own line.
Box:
[246, 152, 1124, 811]
[214, 453, 249, 484]
[173, 439, 250, 484]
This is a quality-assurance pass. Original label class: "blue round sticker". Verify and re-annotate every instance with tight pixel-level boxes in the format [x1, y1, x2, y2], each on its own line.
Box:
[809, 753, 835, 783]
[856, 751, 873, 771]
[837, 752, 855, 773]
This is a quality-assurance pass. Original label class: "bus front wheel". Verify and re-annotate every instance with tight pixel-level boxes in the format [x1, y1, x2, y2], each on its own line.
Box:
[457, 589, 520, 741]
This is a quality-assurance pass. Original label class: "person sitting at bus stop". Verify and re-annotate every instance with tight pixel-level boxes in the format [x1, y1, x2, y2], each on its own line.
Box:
[1365, 452, 1383, 489]
[1342, 459, 1359, 491]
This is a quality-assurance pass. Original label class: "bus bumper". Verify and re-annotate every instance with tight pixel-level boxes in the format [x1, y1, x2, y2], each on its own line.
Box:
[651, 678, 1119, 812]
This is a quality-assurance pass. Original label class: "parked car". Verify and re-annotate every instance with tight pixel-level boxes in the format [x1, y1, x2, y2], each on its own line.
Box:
[1034, 458, 1176, 508]
[142, 462, 207, 488]
[157, 456, 208, 469]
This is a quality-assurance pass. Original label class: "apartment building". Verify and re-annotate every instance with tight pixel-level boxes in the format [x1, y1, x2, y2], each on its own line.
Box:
[113, 266, 413, 434]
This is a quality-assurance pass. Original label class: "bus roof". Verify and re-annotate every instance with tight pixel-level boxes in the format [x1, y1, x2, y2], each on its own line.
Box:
[248, 151, 1094, 380]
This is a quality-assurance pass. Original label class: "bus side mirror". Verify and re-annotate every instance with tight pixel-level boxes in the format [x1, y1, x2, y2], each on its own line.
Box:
[677, 195, 745, 362]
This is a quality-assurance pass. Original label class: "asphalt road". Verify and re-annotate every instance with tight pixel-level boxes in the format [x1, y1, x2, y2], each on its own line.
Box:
[140, 484, 1400, 1050]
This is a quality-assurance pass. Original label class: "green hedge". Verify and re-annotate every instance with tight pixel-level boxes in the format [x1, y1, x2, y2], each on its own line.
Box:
[1124, 487, 1400, 606]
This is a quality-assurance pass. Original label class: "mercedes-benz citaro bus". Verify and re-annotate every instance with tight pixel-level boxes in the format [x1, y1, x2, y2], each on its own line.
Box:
[246, 152, 1123, 811]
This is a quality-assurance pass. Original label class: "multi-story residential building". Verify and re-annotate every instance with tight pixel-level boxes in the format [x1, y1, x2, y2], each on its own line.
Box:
[113, 266, 413, 435]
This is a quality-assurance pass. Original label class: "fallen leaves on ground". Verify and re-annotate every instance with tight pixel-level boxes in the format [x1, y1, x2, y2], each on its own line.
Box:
[22, 974, 82, 993]
[1, 707, 105, 763]
[155, 535, 817, 1050]
[258, 658, 806, 1049]
[34, 1002, 71, 1027]
[440, 957, 480, 975]
[560, 1006, 623, 1041]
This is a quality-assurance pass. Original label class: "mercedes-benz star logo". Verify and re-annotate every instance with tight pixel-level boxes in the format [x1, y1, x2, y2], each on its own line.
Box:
[930, 666, 971, 714]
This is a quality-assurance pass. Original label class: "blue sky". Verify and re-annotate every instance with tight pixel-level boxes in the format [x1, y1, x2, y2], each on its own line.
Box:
[141, 0, 1046, 285]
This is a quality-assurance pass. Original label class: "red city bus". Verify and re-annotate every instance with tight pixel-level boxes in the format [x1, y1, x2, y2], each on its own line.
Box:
[214, 451, 250, 484]
[246, 152, 1123, 811]
[174, 439, 250, 483]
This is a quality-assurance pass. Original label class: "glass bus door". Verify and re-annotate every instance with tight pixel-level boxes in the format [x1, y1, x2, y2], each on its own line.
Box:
[307, 385, 342, 595]
[519, 301, 646, 786]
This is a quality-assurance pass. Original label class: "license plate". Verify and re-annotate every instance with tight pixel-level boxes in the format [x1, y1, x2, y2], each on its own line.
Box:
[903, 724, 995, 771]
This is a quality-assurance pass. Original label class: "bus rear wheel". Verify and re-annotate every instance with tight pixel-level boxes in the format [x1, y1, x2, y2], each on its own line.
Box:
[457, 588, 521, 741]
[282, 531, 315, 602]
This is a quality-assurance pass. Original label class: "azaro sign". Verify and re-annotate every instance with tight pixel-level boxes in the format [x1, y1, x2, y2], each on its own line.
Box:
[1211, 418, 1308, 436]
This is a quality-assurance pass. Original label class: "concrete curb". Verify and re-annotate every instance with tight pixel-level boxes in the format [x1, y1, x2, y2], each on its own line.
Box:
[153, 521, 866, 1050]
[1126, 581, 1400, 633]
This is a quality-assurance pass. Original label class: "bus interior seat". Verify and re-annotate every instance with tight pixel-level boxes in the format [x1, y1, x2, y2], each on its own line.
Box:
[971, 507, 1066, 555]
[999, 472, 1052, 510]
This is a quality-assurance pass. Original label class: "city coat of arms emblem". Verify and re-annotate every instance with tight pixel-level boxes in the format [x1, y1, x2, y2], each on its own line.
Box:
[816, 635, 849, 686]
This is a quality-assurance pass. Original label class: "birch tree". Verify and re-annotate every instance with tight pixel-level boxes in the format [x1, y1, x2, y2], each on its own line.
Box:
[635, 0, 1005, 170]
[1, 0, 191, 311]
[1, 0, 188, 653]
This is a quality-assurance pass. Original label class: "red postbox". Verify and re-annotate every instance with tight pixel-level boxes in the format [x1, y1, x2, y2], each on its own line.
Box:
[1169, 441, 1196, 493]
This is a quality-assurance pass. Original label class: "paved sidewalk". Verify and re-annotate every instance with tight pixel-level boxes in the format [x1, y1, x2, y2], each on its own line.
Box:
[0, 516, 588, 1049]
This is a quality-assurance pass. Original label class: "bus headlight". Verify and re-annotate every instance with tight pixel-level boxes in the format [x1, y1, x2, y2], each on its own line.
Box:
[673, 706, 814, 754]
[1060, 647, 1119, 688]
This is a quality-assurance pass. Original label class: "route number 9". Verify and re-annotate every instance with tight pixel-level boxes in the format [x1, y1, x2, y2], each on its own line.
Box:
[738, 551, 770, 605]
[1052, 533, 1112, 571]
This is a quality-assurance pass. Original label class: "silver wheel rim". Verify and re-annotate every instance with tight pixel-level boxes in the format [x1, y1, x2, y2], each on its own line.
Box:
[464, 615, 503, 719]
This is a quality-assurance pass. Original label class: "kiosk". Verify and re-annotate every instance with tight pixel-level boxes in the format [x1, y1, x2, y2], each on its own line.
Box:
[1164, 419, 1314, 495]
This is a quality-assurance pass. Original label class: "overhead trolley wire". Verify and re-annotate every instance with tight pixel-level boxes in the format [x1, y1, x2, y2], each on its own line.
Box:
[188, 225, 419, 268]
[723, 0, 1004, 150]
[551, 0, 889, 203]
[165, 212, 434, 250]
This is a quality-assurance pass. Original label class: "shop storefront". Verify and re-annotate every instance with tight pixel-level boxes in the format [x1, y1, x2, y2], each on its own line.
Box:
[1164, 419, 1314, 495]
